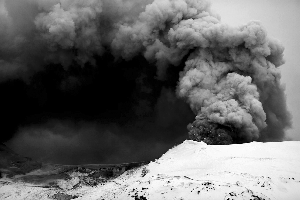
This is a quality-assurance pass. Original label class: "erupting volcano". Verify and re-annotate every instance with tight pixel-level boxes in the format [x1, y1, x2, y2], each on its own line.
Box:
[0, 0, 292, 164]
[113, 0, 291, 144]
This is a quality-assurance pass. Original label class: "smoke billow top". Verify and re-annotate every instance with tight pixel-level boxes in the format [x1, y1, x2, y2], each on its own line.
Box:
[0, 0, 291, 163]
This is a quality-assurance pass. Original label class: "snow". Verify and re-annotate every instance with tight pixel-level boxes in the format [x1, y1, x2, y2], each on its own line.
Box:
[1, 140, 300, 200]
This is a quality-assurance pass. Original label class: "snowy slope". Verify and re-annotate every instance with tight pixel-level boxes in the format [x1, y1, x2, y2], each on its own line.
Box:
[1, 140, 300, 200]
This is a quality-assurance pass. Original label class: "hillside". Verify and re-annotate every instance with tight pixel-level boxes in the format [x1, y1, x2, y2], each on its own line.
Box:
[1, 141, 300, 199]
[0, 143, 42, 178]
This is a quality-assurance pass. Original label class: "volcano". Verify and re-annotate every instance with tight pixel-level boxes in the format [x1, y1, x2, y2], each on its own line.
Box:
[1, 140, 300, 199]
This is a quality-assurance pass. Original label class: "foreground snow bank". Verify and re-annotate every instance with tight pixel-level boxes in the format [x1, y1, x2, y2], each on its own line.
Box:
[1, 140, 300, 200]
[85, 140, 300, 200]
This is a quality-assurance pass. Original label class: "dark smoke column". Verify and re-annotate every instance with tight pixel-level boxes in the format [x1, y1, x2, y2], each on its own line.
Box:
[112, 0, 291, 143]
[176, 22, 291, 144]
[187, 115, 237, 145]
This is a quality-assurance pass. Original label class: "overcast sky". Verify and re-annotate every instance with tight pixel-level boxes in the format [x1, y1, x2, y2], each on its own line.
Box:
[212, 0, 300, 140]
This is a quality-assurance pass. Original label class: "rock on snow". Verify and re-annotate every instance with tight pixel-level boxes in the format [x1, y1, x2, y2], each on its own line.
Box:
[1, 140, 300, 200]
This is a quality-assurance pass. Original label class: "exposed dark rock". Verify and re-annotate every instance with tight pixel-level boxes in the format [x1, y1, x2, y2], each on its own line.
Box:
[52, 192, 78, 200]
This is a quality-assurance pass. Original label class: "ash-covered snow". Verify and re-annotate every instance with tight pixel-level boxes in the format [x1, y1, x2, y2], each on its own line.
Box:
[1, 140, 300, 200]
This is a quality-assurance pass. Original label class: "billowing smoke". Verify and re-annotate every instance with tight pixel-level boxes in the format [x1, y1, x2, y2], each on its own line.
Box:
[111, 0, 291, 143]
[0, 0, 153, 80]
[0, 0, 291, 162]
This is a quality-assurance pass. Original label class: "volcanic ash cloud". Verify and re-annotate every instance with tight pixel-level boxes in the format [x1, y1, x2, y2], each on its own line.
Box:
[0, 0, 291, 145]
[112, 0, 291, 143]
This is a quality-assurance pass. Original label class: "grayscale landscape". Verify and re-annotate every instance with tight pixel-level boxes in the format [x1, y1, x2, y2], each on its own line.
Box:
[1, 141, 300, 199]
[0, 0, 299, 199]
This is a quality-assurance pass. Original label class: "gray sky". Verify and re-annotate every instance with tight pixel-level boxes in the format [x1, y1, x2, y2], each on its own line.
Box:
[212, 0, 300, 140]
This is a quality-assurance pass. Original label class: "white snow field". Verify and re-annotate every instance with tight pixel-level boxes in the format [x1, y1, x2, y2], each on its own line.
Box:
[1, 140, 300, 200]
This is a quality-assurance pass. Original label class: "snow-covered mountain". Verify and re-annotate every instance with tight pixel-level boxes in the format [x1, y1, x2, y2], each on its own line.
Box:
[1, 140, 300, 200]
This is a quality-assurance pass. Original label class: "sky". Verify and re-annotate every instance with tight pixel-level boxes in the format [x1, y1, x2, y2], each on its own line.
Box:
[0, 0, 299, 164]
[211, 0, 300, 140]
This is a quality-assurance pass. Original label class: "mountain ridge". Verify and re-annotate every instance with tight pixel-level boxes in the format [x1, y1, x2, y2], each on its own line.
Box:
[1, 140, 300, 199]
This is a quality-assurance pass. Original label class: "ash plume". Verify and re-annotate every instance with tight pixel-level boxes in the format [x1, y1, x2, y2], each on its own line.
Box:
[0, 0, 292, 162]
[0, 0, 151, 80]
[112, 0, 291, 143]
